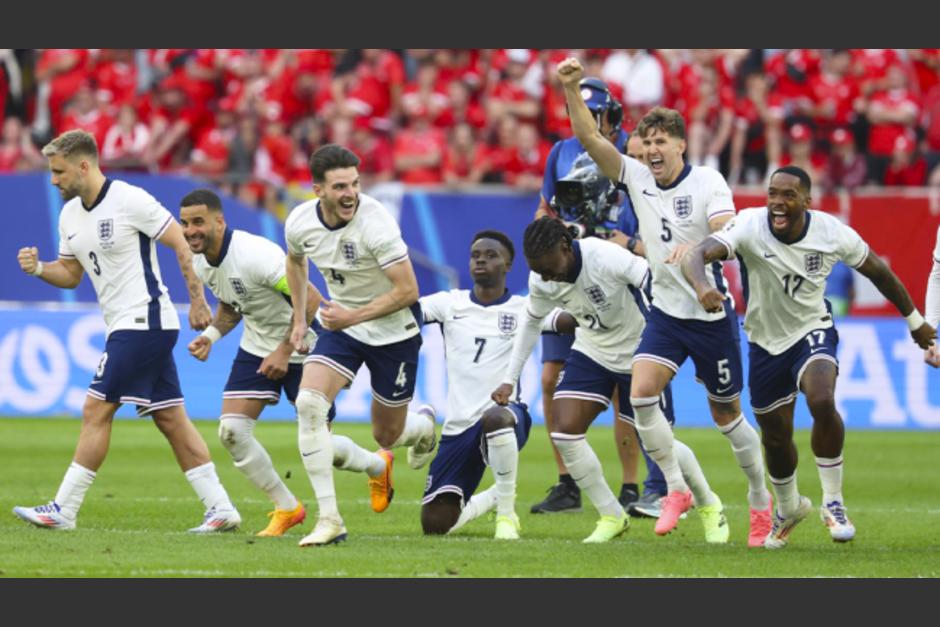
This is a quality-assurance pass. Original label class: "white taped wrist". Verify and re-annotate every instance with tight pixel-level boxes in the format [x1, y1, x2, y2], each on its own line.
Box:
[201, 325, 222, 344]
[906, 310, 926, 332]
[31, 261, 43, 277]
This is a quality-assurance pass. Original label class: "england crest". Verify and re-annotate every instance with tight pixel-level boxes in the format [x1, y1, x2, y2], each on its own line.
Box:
[673, 195, 693, 219]
[585, 285, 607, 307]
[498, 311, 517, 334]
[229, 278, 248, 298]
[804, 252, 822, 275]
[97, 218, 113, 241]
[341, 240, 358, 264]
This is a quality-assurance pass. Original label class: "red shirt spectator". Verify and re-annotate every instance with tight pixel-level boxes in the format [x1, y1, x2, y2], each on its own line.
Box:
[190, 109, 237, 178]
[504, 123, 550, 191]
[484, 115, 519, 183]
[393, 112, 446, 184]
[93, 49, 138, 112]
[883, 134, 927, 186]
[765, 48, 820, 117]
[824, 128, 867, 193]
[781, 123, 827, 185]
[443, 122, 489, 185]
[921, 83, 940, 153]
[60, 83, 113, 148]
[851, 48, 903, 95]
[101, 104, 150, 169]
[350, 121, 394, 185]
[867, 66, 920, 156]
[909, 49, 940, 96]
[36, 48, 92, 133]
[0, 117, 43, 172]
[809, 50, 861, 137]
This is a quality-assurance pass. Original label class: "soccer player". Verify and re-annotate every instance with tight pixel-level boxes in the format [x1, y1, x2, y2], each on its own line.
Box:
[180, 189, 394, 537]
[925, 224, 940, 368]
[559, 57, 773, 544]
[13, 129, 239, 533]
[492, 218, 728, 544]
[284, 144, 435, 546]
[681, 166, 937, 547]
[530, 76, 657, 516]
[419, 230, 573, 540]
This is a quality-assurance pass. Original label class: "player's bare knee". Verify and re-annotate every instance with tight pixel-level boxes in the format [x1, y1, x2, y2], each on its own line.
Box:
[805, 391, 837, 420]
[708, 398, 740, 426]
[421, 502, 459, 535]
[481, 406, 514, 434]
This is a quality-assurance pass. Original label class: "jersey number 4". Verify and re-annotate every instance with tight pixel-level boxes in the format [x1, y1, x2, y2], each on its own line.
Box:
[330, 269, 346, 285]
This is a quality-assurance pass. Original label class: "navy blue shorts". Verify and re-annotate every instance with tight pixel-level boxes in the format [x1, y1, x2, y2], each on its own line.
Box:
[87, 329, 184, 416]
[305, 328, 421, 408]
[634, 305, 744, 402]
[541, 332, 574, 363]
[554, 350, 675, 425]
[749, 326, 839, 414]
[422, 402, 531, 505]
[224, 348, 304, 405]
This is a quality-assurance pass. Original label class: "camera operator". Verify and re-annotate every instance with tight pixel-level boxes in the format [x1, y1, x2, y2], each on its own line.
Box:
[530, 77, 665, 516]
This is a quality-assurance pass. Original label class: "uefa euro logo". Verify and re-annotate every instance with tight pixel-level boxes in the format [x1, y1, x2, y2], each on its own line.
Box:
[674, 195, 693, 219]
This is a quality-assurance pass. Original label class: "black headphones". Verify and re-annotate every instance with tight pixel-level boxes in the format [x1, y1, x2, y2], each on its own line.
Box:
[578, 77, 624, 134]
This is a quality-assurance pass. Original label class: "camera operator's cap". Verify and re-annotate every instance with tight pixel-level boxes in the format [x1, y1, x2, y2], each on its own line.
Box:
[579, 77, 614, 112]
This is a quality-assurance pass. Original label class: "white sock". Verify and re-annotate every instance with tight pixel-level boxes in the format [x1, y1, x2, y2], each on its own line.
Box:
[449, 486, 497, 533]
[296, 389, 338, 519]
[184, 462, 233, 511]
[815, 455, 844, 505]
[769, 471, 800, 517]
[631, 396, 688, 493]
[486, 427, 518, 517]
[391, 411, 433, 449]
[718, 414, 771, 510]
[54, 461, 96, 520]
[332, 434, 387, 477]
[552, 433, 623, 518]
[673, 439, 718, 507]
[219, 415, 297, 511]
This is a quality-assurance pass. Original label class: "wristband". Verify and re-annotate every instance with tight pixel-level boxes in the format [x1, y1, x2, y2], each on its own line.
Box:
[201, 325, 222, 344]
[31, 261, 44, 277]
[626, 237, 638, 253]
[906, 310, 926, 332]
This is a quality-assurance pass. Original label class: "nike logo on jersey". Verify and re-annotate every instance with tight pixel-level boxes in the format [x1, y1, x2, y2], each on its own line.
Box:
[716, 385, 734, 394]
[67, 233, 77, 240]
[763, 252, 776, 258]
[301, 449, 321, 457]
[392, 390, 408, 397]
[642, 190, 656, 197]
[810, 347, 827, 354]
[452, 314, 467, 320]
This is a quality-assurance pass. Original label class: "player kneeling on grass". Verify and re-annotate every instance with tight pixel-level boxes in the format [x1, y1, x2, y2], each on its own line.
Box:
[181, 190, 394, 537]
[419, 231, 574, 540]
[13, 130, 238, 533]
[681, 166, 937, 548]
[493, 218, 729, 544]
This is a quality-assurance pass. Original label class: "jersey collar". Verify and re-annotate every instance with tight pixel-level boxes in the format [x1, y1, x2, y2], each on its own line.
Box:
[565, 240, 583, 282]
[656, 162, 692, 191]
[82, 178, 112, 212]
[469, 288, 512, 307]
[316, 199, 356, 231]
[768, 209, 812, 245]
[208, 227, 234, 267]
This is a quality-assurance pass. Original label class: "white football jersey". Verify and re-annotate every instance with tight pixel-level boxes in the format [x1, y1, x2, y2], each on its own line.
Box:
[421, 289, 559, 436]
[618, 157, 736, 321]
[927, 225, 940, 327]
[58, 179, 179, 336]
[285, 193, 418, 346]
[712, 207, 869, 355]
[194, 229, 313, 363]
[526, 238, 650, 373]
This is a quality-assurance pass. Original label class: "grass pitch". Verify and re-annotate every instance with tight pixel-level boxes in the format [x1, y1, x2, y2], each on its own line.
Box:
[1, 417, 938, 578]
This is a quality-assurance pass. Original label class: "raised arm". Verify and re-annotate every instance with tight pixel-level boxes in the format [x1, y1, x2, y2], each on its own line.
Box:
[558, 57, 624, 182]
[158, 220, 212, 330]
[681, 235, 731, 314]
[855, 251, 936, 350]
[187, 301, 243, 361]
[17, 246, 84, 289]
[319, 258, 419, 331]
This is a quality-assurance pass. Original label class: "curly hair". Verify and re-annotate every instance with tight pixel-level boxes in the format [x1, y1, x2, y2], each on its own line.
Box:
[523, 217, 571, 259]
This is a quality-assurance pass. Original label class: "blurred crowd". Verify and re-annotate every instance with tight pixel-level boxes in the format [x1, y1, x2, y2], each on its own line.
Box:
[2, 48, 940, 216]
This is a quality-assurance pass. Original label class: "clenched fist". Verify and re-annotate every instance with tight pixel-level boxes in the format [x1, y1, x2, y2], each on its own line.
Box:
[17, 247, 40, 275]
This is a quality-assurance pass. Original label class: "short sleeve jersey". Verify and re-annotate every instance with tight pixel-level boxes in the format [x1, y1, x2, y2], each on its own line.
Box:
[712, 207, 869, 354]
[618, 158, 736, 321]
[194, 229, 312, 363]
[284, 192, 418, 346]
[58, 179, 179, 336]
[420, 289, 557, 436]
[526, 238, 650, 373]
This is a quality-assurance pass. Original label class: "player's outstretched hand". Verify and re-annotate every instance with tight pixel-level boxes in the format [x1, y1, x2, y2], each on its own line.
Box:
[188, 335, 212, 361]
[696, 286, 727, 314]
[258, 348, 289, 380]
[189, 300, 213, 331]
[925, 343, 940, 368]
[491, 383, 513, 406]
[665, 243, 692, 265]
[911, 322, 937, 351]
[17, 246, 40, 275]
[557, 57, 584, 88]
